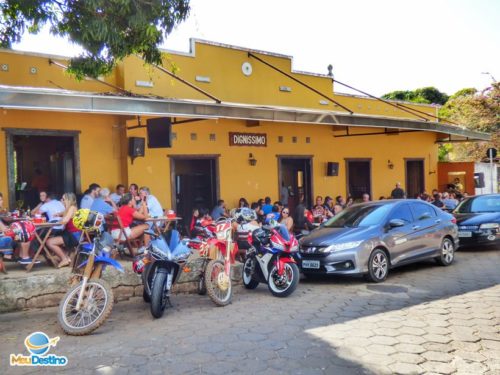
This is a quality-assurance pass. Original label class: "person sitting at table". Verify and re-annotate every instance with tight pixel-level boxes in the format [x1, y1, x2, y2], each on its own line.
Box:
[34, 192, 65, 226]
[80, 183, 101, 209]
[312, 196, 326, 223]
[46, 193, 80, 268]
[323, 196, 334, 219]
[91, 188, 117, 215]
[279, 207, 294, 233]
[139, 186, 163, 218]
[31, 190, 48, 216]
[292, 199, 315, 236]
[111, 193, 149, 251]
[110, 184, 126, 205]
[129, 183, 142, 208]
[0, 192, 39, 265]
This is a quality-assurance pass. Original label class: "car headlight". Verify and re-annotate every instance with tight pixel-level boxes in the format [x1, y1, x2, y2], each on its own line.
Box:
[321, 241, 363, 252]
[479, 223, 499, 230]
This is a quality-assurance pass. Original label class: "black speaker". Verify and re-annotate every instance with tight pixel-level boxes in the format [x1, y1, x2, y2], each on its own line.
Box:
[147, 117, 172, 148]
[474, 172, 485, 188]
[327, 162, 339, 176]
[128, 137, 145, 158]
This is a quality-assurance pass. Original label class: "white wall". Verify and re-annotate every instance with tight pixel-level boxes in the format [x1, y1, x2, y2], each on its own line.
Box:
[474, 162, 498, 195]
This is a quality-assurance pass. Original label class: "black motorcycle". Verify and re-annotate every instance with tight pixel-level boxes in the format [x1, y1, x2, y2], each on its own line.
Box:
[135, 230, 191, 318]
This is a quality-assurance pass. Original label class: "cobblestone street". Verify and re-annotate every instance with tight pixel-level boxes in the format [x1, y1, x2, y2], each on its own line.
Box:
[1, 247, 499, 375]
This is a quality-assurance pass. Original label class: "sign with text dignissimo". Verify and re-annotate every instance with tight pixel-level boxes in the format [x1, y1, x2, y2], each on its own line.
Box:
[10, 332, 68, 367]
[229, 132, 267, 147]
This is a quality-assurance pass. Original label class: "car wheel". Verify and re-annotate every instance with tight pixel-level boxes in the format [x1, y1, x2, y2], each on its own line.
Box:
[435, 237, 455, 266]
[365, 249, 389, 283]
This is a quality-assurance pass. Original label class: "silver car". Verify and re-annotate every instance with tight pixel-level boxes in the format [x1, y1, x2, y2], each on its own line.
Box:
[299, 200, 459, 282]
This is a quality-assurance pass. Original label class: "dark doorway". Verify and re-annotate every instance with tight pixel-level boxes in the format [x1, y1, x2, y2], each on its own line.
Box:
[11, 135, 76, 209]
[346, 159, 372, 200]
[278, 157, 313, 213]
[171, 157, 218, 233]
[406, 159, 425, 198]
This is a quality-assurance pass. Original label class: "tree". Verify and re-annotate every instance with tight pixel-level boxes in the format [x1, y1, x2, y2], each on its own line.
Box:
[439, 83, 500, 161]
[381, 86, 449, 105]
[0, 0, 190, 78]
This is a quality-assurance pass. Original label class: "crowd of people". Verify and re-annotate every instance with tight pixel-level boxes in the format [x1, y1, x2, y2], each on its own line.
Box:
[1, 179, 470, 271]
[0, 182, 167, 268]
[190, 181, 469, 239]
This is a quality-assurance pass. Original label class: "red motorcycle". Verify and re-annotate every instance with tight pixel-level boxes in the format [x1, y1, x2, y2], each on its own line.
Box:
[187, 217, 238, 306]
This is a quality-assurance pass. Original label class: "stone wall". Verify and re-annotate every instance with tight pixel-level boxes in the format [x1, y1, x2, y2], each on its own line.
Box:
[0, 263, 242, 313]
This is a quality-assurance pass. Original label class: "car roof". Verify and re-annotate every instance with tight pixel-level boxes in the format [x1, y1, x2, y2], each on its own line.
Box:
[349, 199, 427, 208]
[464, 194, 500, 200]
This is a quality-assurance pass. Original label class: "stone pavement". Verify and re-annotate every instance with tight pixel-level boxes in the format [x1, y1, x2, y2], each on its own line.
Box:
[0, 247, 499, 374]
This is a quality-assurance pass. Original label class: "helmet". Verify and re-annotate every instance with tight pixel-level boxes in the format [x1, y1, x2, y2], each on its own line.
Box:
[132, 256, 146, 274]
[10, 221, 36, 242]
[241, 207, 257, 223]
[234, 207, 257, 223]
[72, 209, 104, 231]
[305, 209, 314, 223]
[252, 227, 270, 245]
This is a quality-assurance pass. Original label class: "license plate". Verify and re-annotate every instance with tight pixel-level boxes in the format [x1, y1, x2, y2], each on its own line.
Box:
[458, 231, 472, 238]
[302, 260, 320, 269]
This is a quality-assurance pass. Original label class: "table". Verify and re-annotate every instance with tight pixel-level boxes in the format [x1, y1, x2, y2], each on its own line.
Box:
[0, 215, 26, 224]
[26, 222, 62, 272]
[145, 217, 182, 235]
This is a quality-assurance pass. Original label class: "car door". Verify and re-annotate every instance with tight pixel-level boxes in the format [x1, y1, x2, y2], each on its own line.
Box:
[383, 203, 417, 266]
[408, 201, 441, 257]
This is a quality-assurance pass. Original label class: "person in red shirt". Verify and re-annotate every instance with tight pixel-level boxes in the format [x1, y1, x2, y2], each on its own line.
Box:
[111, 193, 148, 244]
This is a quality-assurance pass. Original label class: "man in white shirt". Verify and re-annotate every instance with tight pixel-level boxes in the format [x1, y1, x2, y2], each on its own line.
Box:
[110, 184, 125, 205]
[80, 183, 100, 209]
[38, 193, 65, 230]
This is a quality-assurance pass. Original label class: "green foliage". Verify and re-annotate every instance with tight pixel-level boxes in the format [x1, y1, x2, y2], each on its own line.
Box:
[449, 87, 477, 100]
[438, 143, 453, 161]
[0, 0, 190, 78]
[440, 82, 500, 161]
[382, 86, 449, 105]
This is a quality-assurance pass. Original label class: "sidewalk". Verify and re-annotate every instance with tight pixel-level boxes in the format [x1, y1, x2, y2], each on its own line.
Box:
[0, 258, 242, 313]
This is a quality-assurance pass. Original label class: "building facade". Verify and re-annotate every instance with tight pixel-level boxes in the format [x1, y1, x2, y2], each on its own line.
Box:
[0, 39, 489, 220]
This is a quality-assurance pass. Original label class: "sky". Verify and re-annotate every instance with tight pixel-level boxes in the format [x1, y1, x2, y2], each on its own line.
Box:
[12, 0, 500, 97]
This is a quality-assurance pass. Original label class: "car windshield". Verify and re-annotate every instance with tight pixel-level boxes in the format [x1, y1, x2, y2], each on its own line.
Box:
[455, 196, 500, 213]
[323, 204, 393, 228]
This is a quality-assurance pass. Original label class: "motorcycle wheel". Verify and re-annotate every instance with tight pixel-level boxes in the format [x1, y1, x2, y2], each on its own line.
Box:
[142, 289, 151, 303]
[150, 270, 169, 319]
[197, 275, 207, 295]
[242, 257, 259, 290]
[268, 262, 300, 298]
[205, 259, 232, 306]
[58, 279, 113, 336]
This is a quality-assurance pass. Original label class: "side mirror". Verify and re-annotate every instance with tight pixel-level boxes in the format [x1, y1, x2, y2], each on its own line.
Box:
[388, 219, 406, 228]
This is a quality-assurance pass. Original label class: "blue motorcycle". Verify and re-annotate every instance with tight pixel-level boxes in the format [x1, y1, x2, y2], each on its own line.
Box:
[136, 229, 191, 318]
[58, 231, 123, 335]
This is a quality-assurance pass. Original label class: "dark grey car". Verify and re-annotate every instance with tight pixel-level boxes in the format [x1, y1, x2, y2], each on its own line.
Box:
[299, 200, 459, 282]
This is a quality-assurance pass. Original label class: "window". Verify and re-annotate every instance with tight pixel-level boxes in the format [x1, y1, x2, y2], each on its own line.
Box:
[411, 202, 436, 220]
[324, 204, 392, 228]
[387, 204, 413, 224]
[455, 195, 500, 213]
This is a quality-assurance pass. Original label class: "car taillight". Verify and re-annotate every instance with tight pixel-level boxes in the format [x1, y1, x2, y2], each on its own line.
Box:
[451, 217, 457, 224]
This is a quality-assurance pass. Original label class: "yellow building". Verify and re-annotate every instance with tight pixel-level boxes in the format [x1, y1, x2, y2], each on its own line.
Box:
[0, 39, 489, 221]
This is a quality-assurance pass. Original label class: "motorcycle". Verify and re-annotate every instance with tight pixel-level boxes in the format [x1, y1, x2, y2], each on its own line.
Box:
[243, 222, 300, 297]
[203, 217, 237, 306]
[58, 231, 123, 335]
[137, 229, 191, 319]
